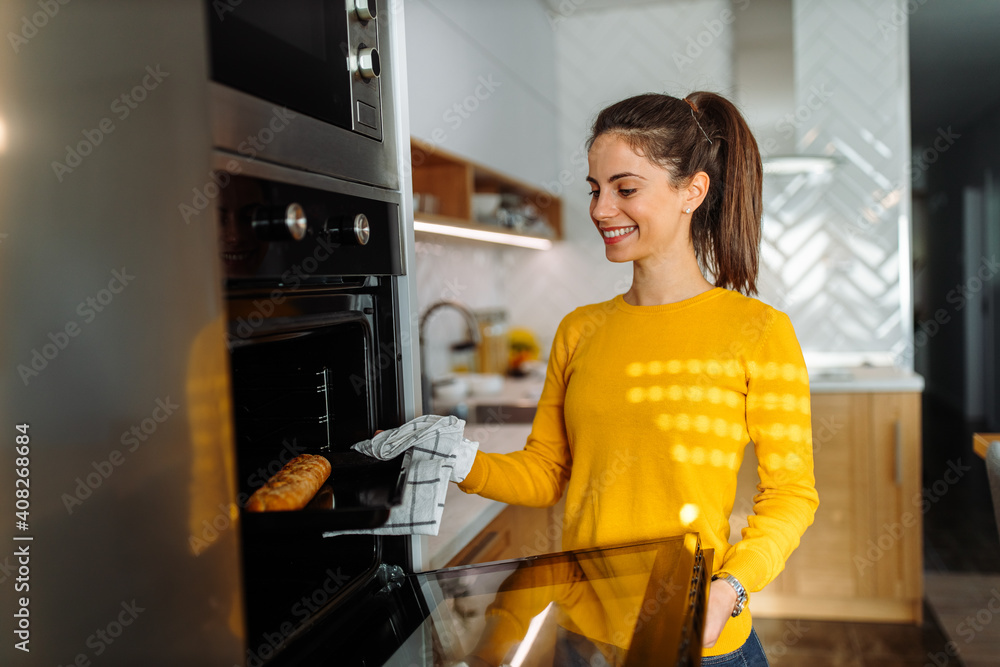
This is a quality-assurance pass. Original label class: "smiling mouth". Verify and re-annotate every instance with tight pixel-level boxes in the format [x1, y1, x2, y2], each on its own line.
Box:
[601, 226, 637, 243]
[222, 249, 257, 263]
[601, 226, 636, 238]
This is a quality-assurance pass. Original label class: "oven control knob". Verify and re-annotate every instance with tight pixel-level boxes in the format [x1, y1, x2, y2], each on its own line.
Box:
[251, 203, 308, 241]
[357, 46, 380, 81]
[325, 213, 370, 246]
[355, 0, 376, 22]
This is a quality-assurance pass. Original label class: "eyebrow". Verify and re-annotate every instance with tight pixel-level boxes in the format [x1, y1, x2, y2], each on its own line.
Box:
[585, 172, 647, 185]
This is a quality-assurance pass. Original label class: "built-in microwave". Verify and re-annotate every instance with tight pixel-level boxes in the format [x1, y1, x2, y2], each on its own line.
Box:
[208, 0, 382, 139]
[205, 0, 401, 190]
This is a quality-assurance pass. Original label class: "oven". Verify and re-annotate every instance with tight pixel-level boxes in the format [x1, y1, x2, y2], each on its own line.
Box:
[215, 157, 417, 661]
[205, 0, 426, 661]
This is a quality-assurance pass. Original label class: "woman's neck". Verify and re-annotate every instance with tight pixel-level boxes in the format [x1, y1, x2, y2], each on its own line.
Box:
[623, 252, 715, 307]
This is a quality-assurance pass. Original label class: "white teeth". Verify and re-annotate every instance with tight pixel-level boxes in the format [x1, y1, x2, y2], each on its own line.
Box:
[602, 227, 636, 238]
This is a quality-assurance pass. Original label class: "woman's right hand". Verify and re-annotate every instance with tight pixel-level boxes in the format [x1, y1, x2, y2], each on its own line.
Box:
[454, 656, 492, 667]
[702, 578, 738, 648]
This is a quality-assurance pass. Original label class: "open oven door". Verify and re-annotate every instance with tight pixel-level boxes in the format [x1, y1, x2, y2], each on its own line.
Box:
[263, 534, 710, 667]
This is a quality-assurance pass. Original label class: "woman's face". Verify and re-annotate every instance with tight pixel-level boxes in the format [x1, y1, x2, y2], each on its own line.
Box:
[217, 175, 269, 277]
[586, 133, 694, 265]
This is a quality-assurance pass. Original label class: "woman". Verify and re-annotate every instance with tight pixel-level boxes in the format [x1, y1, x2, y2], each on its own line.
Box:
[457, 92, 818, 665]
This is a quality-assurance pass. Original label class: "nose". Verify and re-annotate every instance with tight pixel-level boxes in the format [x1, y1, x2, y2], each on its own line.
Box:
[591, 189, 617, 221]
[219, 208, 239, 241]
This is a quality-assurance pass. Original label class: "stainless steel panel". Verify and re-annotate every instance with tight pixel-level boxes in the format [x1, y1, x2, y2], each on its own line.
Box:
[382, 0, 424, 572]
[213, 151, 403, 206]
[0, 1, 243, 664]
[383, 0, 420, 421]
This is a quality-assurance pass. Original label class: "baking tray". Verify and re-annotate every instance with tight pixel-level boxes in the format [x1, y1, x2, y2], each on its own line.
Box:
[239, 448, 408, 535]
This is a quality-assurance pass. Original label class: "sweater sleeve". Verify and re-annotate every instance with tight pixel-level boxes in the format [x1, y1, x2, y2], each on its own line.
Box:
[456, 314, 575, 507]
[719, 310, 819, 592]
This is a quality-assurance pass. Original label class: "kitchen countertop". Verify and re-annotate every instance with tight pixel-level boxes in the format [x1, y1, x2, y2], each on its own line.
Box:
[808, 366, 924, 393]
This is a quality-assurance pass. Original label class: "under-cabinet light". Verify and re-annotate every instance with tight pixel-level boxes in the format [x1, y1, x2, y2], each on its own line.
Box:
[413, 219, 553, 250]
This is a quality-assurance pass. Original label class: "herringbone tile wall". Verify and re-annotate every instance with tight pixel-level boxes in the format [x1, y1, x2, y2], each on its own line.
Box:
[757, 0, 911, 367]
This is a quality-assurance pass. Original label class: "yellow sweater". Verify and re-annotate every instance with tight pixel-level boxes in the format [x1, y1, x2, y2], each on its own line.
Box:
[458, 288, 819, 657]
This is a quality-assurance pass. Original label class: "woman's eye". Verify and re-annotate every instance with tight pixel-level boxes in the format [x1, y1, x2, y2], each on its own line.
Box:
[587, 190, 599, 199]
[618, 188, 637, 197]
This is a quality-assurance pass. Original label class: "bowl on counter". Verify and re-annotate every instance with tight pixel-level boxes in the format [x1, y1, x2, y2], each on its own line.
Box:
[467, 373, 504, 396]
[432, 375, 469, 403]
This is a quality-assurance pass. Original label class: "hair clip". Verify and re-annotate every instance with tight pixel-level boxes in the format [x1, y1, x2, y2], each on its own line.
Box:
[683, 98, 713, 145]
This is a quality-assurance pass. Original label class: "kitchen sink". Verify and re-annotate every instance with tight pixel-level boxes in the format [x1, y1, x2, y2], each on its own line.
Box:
[470, 402, 537, 425]
[433, 376, 544, 425]
[809, 368, 855, 382]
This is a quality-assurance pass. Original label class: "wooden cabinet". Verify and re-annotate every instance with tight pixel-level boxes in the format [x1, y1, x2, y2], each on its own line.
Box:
[731, 392, 923, 623]
[410, 138, 563, 243]
[446, 499, 565, 567]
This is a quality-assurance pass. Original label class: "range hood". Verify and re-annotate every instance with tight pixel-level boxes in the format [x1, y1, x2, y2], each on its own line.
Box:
[735, 0, 838, 175]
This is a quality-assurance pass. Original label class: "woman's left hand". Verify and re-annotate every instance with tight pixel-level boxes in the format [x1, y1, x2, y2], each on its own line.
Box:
[702, 578, 738, 648]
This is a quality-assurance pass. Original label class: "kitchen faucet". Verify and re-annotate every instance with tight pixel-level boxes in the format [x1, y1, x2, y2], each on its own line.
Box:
[418, 300, 482, 414]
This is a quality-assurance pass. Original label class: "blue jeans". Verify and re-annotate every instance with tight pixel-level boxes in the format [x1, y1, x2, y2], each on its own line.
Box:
[554, 626, 769, 666]
[701, 628, 770, 666]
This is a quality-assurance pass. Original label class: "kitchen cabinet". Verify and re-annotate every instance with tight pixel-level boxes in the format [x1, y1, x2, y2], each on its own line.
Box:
[410, 137, 563, 242]
[447, 499, 565, 566]
[732, 392, 923, 623]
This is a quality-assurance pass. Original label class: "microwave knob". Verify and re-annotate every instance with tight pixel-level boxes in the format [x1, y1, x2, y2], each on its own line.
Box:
[250, 203, 308, 242]
[355, 0, 377, 22]
[325, 213, 370, 246]
[357, 46, 381, 81]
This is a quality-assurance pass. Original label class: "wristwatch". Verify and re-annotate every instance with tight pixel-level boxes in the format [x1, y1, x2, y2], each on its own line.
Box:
[712, 572, 747, 617]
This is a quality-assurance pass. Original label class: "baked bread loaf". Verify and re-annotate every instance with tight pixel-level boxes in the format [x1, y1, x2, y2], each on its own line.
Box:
[245, 454, 332, 512]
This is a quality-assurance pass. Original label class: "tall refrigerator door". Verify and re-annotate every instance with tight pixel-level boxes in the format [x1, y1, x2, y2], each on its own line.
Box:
[0, 1, 244, 664]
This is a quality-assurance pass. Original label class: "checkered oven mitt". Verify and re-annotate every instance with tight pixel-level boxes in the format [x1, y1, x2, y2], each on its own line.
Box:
[323, 415, 480, 537]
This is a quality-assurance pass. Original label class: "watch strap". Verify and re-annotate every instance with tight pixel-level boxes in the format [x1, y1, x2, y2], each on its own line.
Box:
[712, 572, 747, 617]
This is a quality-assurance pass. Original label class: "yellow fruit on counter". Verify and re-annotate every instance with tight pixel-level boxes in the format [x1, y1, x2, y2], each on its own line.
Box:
[508, 327, 539, 373]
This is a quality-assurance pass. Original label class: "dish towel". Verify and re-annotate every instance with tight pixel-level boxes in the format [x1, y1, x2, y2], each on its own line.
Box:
[323, 415, 479, 537]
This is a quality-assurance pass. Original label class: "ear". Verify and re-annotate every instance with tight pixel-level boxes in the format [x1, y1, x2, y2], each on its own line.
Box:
[684, 171, 710, 212]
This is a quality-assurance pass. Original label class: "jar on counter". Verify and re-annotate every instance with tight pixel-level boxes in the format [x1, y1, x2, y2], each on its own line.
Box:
[474, 308, 508, 375]
[449, 341, 477, 374]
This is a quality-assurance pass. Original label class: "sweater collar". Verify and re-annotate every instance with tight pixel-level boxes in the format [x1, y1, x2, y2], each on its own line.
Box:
[612, 287, 726, 314]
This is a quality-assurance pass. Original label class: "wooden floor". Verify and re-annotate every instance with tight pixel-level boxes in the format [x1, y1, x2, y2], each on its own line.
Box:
[925, 573, 1000, 667]
[752, 395, 1000, 666]
[754, 604, 963, 666]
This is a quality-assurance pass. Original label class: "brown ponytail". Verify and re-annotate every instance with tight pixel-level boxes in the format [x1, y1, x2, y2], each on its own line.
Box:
[587, 92, 763, 295]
